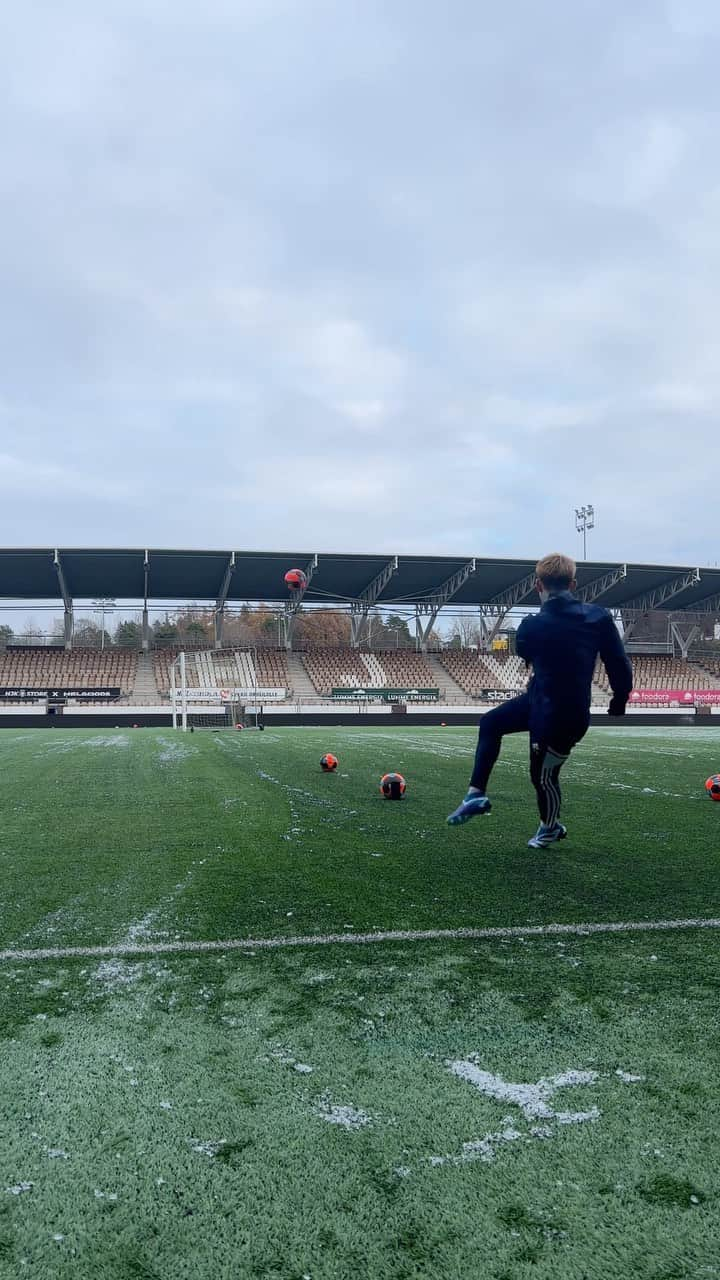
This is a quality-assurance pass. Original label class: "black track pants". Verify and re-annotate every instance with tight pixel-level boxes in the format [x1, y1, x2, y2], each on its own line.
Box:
[469, 693, 584, 824]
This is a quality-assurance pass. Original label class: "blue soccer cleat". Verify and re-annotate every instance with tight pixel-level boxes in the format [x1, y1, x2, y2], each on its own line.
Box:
[447, 793, 492, 825]
[527, 822, 567, 849]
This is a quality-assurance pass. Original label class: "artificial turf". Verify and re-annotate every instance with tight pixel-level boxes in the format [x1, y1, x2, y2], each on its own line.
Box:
[1, 724, 719, 947]
[0, 725, 719, 1278]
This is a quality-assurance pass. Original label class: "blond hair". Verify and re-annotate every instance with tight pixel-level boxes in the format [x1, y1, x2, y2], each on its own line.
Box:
[535, 552, 576, 591]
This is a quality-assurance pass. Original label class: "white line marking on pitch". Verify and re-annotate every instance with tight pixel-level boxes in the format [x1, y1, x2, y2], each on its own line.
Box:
[0, 917, 719, 963]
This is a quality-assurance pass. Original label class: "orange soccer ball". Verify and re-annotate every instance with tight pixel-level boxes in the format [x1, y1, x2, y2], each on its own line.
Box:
[284, 568, 307, 592]
[321, 753, 338, 772]
[705, 775, 720, 801]
[380, 772, 406, 799]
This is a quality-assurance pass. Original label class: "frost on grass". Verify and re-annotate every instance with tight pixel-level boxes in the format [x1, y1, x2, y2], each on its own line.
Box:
[315, 1095, 373, 1130]
[447, 1063, 600, 1123]
[123, 914, 163, 945]
[189, 1139, 227, 1157]
[112, 858, 209, 949]
[610, 781, 693, 800]
[271, 1049, 314, 1074]
[156, 736, 198, 764]
[554, 1108, 601, 1125]
[431, 1127, 523, 1167]
[93, 959, 145, 991]
[429, 1063, 601, 1168]
[19, 898, 87, 946]
[34, 734, 129, 757]
[84, 735, 129, 750]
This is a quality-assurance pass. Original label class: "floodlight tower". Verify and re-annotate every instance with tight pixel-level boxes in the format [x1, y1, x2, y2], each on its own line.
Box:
[574, 505, 595, 561]
[92, 598, 116, 651]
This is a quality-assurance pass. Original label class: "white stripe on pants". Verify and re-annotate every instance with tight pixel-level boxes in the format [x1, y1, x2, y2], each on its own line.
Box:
[539, 747, 568, 827]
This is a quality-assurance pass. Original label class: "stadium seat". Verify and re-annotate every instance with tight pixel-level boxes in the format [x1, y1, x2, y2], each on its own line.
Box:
[593, 655, 716, 696]
[436, 650, 524, 698]
[0, 648, 138, 702]
[299, 649, 437, 695]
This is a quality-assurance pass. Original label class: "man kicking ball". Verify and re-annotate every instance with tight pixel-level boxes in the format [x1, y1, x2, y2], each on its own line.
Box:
[447, 553, 632, 848]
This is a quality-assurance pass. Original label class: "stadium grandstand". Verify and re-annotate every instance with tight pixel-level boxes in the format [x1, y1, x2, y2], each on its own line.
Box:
[0, 647, 138, 698]
[1, 547, 720, 721]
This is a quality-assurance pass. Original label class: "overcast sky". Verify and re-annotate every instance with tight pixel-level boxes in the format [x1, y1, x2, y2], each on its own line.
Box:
[2, 0, 719, 567]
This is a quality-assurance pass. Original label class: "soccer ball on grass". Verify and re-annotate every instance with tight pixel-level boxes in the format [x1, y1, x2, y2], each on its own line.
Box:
[380, 772, 406, 799]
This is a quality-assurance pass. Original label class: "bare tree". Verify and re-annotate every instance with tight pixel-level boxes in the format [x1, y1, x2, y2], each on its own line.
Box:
[448, 615, 483, 649]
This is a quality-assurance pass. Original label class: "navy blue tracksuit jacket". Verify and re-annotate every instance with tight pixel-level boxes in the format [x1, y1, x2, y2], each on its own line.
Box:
[515, 592, 633, 746]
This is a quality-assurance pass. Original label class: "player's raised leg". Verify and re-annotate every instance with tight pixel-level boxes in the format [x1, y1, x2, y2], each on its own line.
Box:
[447, 693, 530, 825]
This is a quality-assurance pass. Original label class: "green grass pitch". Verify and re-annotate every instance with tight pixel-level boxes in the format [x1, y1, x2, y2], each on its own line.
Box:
[1, 724, 719, 1279]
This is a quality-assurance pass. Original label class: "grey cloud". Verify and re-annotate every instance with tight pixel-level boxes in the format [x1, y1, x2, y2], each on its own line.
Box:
[0, 0, 718, 562]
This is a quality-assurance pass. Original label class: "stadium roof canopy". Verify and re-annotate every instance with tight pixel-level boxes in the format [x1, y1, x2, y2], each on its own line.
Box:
[1, 548, 720, 614]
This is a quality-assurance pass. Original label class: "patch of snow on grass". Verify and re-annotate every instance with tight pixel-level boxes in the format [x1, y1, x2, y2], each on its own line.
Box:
[156, 736, 198, 764]
[447, 1063, 600, 1122]
[555, 1108, 600, 1125]
[93, 959, 144, 991]
[18, 898, 87, 946]
[112, 856, 217, 953]
[610, 781, 693, 800]
[6, 1183, 33, 1195]
[37, 735, 130, 756]
[430, 1062, 602, 1168]
[272, 1048, 313, 1074]
[123, 910, 168, 946]
[431, 1126, 523, 1166]
[616, 1069, 645, 1083]
[315, 1095, 373, 1129]
[189, 1139, 227, 1157]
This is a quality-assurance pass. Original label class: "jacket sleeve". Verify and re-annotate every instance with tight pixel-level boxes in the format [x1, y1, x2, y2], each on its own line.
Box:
[599, 613, 633, 712]
[515, 616, 535, 663]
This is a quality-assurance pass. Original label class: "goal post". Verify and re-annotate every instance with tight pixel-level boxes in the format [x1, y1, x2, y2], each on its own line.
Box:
[170, 651, 188, 730]
[168, 649, 282, 731]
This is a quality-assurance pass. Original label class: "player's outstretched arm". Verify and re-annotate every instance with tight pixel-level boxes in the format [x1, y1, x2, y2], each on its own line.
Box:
[599, 614, 633, 715]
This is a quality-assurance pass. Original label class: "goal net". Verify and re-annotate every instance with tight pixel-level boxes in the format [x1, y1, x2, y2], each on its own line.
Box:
[168, 650, 282, 731]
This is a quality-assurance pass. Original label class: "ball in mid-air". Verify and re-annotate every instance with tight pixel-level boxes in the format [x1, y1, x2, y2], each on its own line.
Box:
[705, 775, 720, 801]
[284, 568, 307, 592]
[321, 753, 338, 772]
[380, 772, 406, 799]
